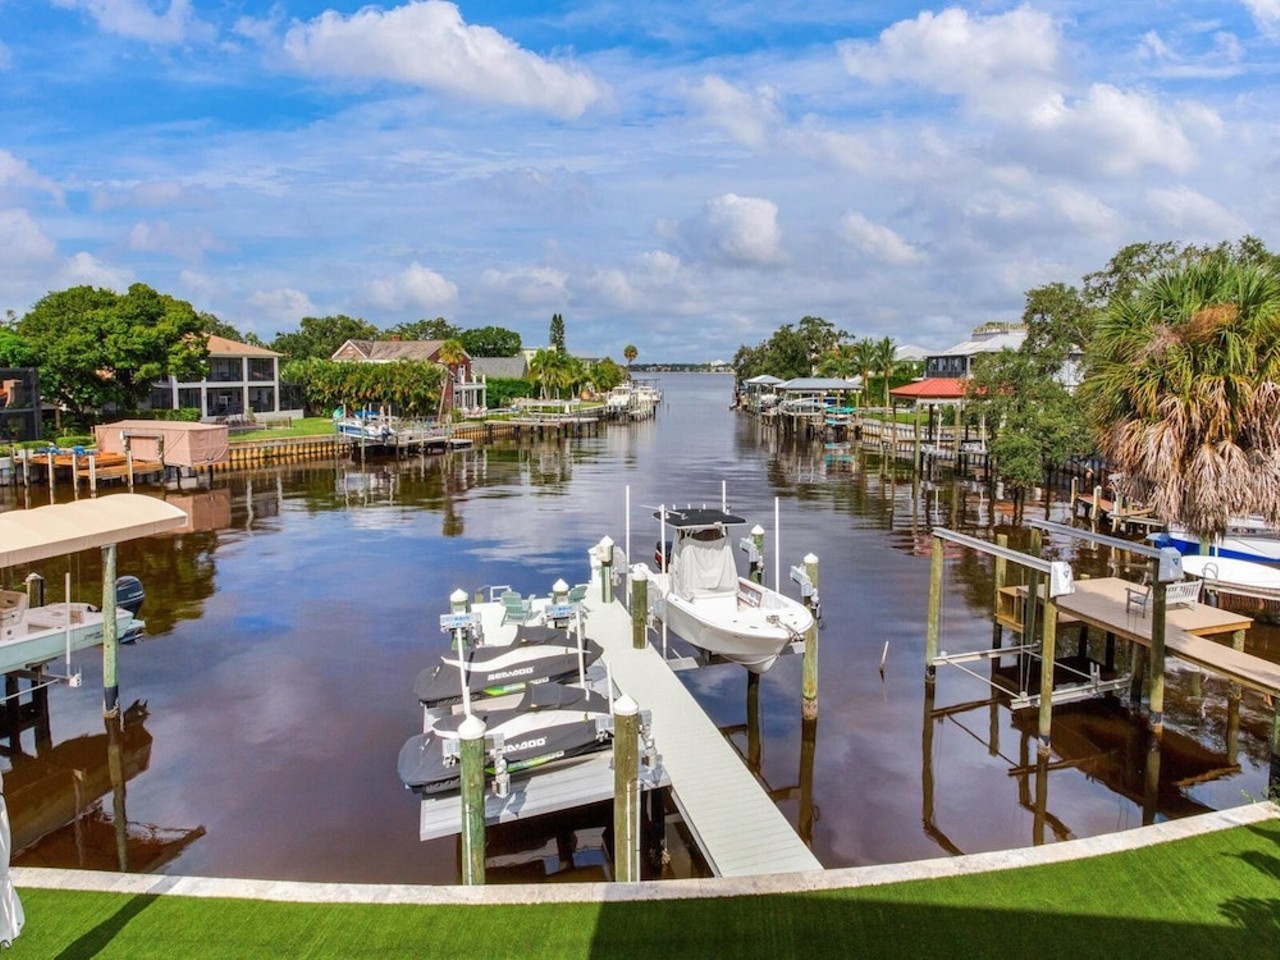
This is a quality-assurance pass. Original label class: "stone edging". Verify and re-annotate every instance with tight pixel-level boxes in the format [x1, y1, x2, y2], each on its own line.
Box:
[12, 801, 1277, 907]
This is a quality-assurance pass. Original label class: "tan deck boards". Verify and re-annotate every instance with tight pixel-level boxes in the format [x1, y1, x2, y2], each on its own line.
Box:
[1053, 578, 1280, 697]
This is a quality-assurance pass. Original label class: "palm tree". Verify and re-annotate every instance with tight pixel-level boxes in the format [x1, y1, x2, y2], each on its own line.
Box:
[624, 344, 638, 370]
[851, 338, 877, 398]
[435, 338, 468, 418]
[870, 336, 897, 409]
[1081, 258, 1280, 540]
[817, 343, 857, 379]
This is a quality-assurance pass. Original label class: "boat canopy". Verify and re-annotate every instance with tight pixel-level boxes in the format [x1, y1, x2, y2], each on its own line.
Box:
[654, 507, 747, 528]
[0, 494, 188, 568]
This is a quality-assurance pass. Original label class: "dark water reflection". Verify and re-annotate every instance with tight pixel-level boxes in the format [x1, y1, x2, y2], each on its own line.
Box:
[1, 373, 1275, 882]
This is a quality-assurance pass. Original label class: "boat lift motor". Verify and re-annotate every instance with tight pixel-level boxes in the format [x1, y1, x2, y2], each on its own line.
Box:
[790, 565, 821, 621]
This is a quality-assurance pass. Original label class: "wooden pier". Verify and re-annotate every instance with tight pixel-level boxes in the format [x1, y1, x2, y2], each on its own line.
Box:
[418, 572, 821, 877]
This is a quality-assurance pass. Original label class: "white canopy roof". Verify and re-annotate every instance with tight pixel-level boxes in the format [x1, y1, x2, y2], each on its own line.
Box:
[0, 494, 188, 568]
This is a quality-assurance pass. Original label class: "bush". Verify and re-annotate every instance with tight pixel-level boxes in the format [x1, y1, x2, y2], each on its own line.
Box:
[54, 434, 94, 448]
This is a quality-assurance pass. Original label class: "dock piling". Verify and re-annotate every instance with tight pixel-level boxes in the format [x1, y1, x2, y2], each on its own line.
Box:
[101, 543, 120, 718]
[598, 536, 615, 604]
[1037, 601, 1058, 753]
[613, 694, 641, 882]
[631, 568, 648, 650]
[925, 537, 943, 679]
[801, 553, 820, 720]
[458, 713, 486, 885]
[750, 525, 765, 584]
[1147, 556, 1169, 731]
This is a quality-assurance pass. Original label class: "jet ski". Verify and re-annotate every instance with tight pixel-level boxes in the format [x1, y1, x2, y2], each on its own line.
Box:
[413, 625, 603, 710]
[398, 682, 614, 795]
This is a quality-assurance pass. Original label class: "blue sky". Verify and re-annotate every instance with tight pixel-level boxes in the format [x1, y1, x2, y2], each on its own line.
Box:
[1, 2, 1277, 361]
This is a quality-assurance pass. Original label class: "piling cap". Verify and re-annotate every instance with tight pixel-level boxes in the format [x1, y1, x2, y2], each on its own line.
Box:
[751, 525, 765, 536]
[613, 694, 638, 716]
[552, 578, 568, 593]
[458, 714, 487, 740]
[630, 565, 647, 581]
[804, 553, 819, 564]
[599, 535, 614, 551]
[450, 588, 469, 604]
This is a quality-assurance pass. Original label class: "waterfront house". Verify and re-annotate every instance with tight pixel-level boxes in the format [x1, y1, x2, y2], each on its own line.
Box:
[330, 339, 485, 413]
[149, 336, 301, 424]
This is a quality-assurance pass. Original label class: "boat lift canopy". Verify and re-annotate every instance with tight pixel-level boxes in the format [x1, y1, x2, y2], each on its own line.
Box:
[0, 494, 188, 568]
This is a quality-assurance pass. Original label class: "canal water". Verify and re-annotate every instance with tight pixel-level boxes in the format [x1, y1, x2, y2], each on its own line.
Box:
[2, 373, 1276, 883]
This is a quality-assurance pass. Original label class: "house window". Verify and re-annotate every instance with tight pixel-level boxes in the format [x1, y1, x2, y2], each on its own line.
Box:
[207, 390, 241, 416]
[248, 386, 275, 413]
[178, 388, 202, 410]
[148, 385, 172, 410]
[248, 358, 274, 382]
[208, 358, 242, 382]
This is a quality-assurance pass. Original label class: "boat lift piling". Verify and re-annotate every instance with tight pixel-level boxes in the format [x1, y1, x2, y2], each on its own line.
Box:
[794, 554, 820, 720]
[631, 568, 648, 650]
[458, 713, 486, 886]
[101, 543, 120, 717]
[613, 694, 641, 882]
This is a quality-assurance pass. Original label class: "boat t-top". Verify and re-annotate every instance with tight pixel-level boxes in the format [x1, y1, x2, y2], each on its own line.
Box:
[639, 505, 813, 674]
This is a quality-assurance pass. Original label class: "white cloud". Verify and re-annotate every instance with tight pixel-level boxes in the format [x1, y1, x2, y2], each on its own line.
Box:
[634, 250, 681, 281]
[699, 194, 784, 266]
[1243, 0, 1280, 33]
[127, 220, 220, 261]
[178, 269, 217, 300]
[1045, 186, 1119, 232]
[839, 6, 1062, 120]
[248, 288, 316, 324]
[0, 209, 57, 263]
[56, 252, 133, 290]
[837, 212, 923, 265]
[92, 180, 193, 212]
[50, 0, 213, 44]
[479, 266, 568, 306]
[366, 261, 458, 311]
[282, 0, 605, 119]
[688, 75, 781, 148]
[1145, 185, 1249, 237]
[581, 268, 634, 308]
[0, 150, 63, 204]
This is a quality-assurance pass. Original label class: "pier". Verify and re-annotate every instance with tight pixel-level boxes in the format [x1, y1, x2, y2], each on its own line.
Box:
[418, 559, 821, 878]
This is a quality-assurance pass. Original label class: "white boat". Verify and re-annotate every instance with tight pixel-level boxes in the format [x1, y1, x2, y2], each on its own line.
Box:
[641, 506, 813, 673]
[605, 385, 634, 412]
[0, 588, 144, 676]
[334, 411, 398, 443]
[1158, 518, 1280, 564]
[1180, 555, 1280, 602]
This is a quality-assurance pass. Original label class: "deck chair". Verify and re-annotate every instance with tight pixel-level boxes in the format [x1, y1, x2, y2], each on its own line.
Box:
[1125, 574, 1151, 617]
[567, 583, 589, 604]
[500, 590, 534, 624]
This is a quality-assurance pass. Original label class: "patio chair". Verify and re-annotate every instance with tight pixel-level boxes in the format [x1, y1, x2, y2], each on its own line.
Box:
[500, 590, 534, 624]
[567, 583, 589, 604]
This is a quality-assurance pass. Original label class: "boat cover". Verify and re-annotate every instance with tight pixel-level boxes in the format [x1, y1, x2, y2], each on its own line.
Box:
[671, 534, 737, 599]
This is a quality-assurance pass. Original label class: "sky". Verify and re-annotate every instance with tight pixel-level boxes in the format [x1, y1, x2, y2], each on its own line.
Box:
[1, 2, 1278, 362]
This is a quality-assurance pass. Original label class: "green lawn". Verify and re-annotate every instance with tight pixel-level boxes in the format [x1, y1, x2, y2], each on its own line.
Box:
[228, 417, 336, 442]
[10, 819, 1278, 958]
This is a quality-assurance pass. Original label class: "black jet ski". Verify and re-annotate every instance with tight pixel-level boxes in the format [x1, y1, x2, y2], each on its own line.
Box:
[413, 625, 603, 710]
[398, 682, 613, 795]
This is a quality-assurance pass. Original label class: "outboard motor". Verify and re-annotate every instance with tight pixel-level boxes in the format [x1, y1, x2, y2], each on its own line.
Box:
[115, 576, 145, 617]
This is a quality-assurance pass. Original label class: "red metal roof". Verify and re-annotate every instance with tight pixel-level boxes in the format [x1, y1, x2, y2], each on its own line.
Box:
[889, 377, 969, 400]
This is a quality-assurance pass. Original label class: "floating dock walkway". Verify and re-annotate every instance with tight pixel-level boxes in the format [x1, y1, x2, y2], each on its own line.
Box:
[418, 573, 820, 878]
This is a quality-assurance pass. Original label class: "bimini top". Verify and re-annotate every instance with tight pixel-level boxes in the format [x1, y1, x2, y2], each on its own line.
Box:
[0, 493, 188, 568]
[654, 507, 747, 529]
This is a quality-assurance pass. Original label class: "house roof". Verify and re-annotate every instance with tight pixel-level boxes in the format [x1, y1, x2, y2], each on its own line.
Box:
[932, 329, 1025, 358]
[206, 335, 280, 358]
[894, 343, 930, 362]
[889, 377, 969, 401]
[471, 356, 527, 379]
[333, 339, 463, 362]
[744, 374, 784, 385]
[777, 377, 862, 392]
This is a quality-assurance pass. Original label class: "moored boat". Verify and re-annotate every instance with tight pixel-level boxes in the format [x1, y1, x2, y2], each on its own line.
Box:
[641, 506, 813, 673]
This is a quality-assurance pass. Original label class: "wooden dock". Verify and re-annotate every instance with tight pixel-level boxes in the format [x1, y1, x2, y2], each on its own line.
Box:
[581, 572, 821, 877]
[418, 579, 821, 877]
[1052, 577, 1280, 697]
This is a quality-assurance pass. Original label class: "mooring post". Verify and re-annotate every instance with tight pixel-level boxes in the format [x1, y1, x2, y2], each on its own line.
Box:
[1147, 556, 1168, 731]
[630, 567, 648, 650]
[1037, 601, 1058, 754]
[46, 449, 55, 492]
[102, 543, 120, 718]
[991, 533, 1008, 649]
[913, 405, 923, 473]
[750, 525, 765, 584]
[599, 536, 615, 604]
[1091, 484, 1102, 529]
[1269, 703, 1280, 802]
[925, 536, 943, 679]
[458, 713, 487, 885]
[747, 672, 762, 772]
[802, 552, 820, 720]
[449, 588, 469, 650]
[89, 453, 97, 494]
[24, 572, 44, 608]
[613, 694, 641, 882]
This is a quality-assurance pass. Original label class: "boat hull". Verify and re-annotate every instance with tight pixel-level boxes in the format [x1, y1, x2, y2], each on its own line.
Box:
[660, 582, 813, 674]
[1160, 525, 1280, 564]
[413, 635, 603, 709]
[0, 607, 140, 675]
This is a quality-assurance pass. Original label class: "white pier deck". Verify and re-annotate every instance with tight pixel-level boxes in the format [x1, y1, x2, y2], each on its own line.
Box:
[418, 581, 821, 877]
[585, 575, 821, 877]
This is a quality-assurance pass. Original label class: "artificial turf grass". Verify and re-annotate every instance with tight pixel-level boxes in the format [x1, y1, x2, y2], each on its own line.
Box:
[9, 819, 1278, 959]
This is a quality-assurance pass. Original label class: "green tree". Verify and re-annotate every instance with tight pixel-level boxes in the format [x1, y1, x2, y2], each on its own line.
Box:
[969, 349, 1093, 494]
[459, 325, 521, 357]
[870, 336, 897, 408]
[817, 343, 858, 380]
[0, 327, 34, 367]
[851, 338, 877, 392]
[1080, 257, 1280, 540]
[623, 344, 638, 369]
[271, 315, 379, 364]
[591, 358, 626, 392]
[283, 358, 444, 418]
[435, 338, 468, 418]
[200, 312, 266, 348]
[528, 347, 574, 398]
[19, 284, 207, 420]
[387, 317, 460, 342]
[549, 313, 566, 353]
[797, 316, 843, 365]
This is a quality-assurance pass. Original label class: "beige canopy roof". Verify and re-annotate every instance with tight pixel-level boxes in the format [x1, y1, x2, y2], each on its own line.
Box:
[0, 494, 188, 568]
